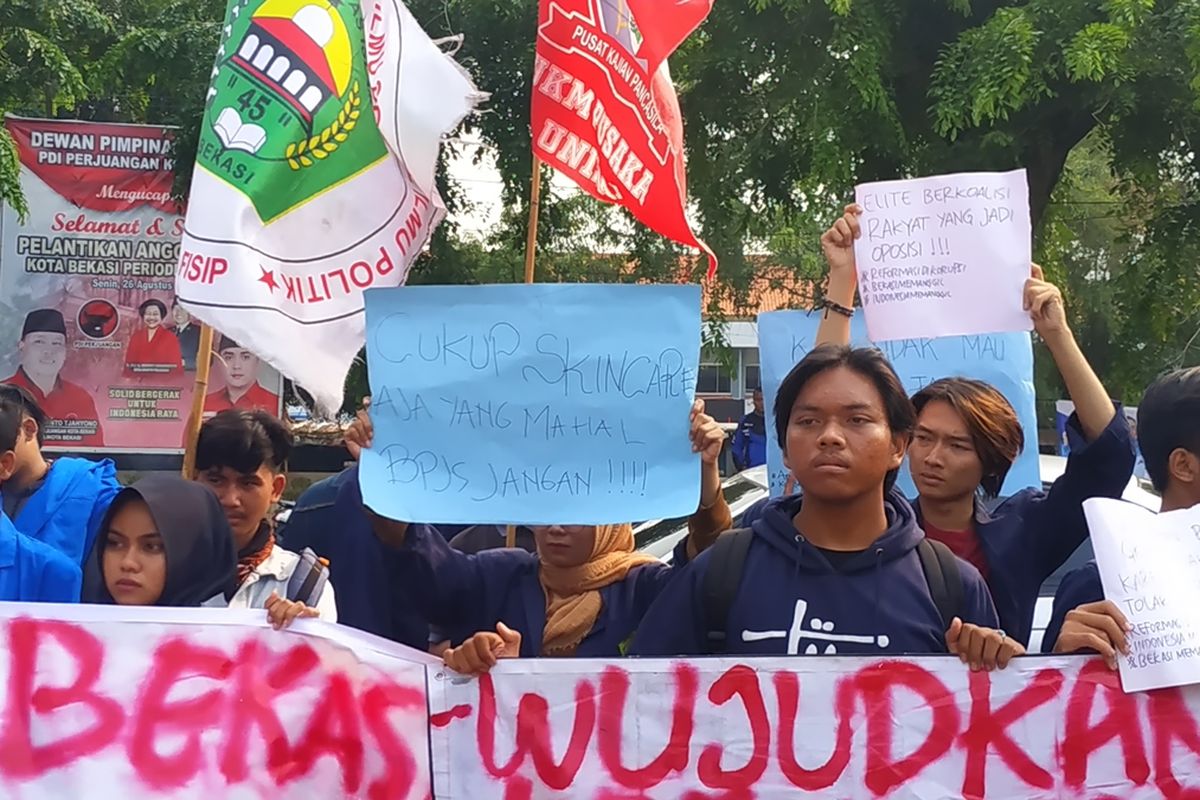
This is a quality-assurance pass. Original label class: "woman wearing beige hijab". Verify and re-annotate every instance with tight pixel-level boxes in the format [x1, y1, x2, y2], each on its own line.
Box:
[347, 400, 731, 670]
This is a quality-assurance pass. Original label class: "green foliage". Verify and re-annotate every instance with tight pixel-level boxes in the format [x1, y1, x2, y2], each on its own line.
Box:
[0, 125, 24, 220]
[0, 0, 1196, 412]
[930, 8, 1041, 138]
[1064, 23, 1131, 82]
[0, 0, 223, 207]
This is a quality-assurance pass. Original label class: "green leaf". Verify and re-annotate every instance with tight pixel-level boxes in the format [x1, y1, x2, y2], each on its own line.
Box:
[1064, 22, 1130, 82]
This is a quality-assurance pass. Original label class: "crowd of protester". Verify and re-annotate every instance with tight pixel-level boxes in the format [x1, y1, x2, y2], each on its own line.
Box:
[0, 207, 1194, 678]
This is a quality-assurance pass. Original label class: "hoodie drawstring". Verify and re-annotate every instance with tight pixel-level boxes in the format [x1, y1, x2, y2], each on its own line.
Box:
[794, 534, 804, 585]
[872, 547, 884, 620]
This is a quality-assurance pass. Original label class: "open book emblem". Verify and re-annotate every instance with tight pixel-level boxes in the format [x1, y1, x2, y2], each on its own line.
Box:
[214, 108, 267, 153]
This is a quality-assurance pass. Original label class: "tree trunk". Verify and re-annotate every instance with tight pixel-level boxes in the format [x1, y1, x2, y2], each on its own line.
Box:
[1023, 111, 1096, 231]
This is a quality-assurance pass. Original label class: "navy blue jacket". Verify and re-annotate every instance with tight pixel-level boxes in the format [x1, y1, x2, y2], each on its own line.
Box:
[630, 490, 997, 657]
[1043, 561, 1103, 653]
[740, 494, 780, 529]
[277, 472, 341, 549]
[6, 457, 121, 566]
[0, 512, 81, 602]
[731, 412, 767, 470]
[282, 466, 429, 650]
[392, 522, 692, 656]
[913, 412, 1133, 648]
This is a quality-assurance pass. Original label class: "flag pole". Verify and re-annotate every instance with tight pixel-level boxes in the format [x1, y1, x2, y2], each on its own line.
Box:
[522, 156, 542, 284]
[507, 155, 543, 548]
[181, 323, 215, 478]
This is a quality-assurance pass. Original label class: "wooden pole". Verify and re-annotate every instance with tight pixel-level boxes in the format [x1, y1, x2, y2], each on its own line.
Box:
[181, 323, 215, 479]
[522, 157, 542, 284]
[507, 156, 543, 548]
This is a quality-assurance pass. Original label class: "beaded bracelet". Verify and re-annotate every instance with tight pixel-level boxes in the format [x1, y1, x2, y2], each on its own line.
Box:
[821, 299, 855, 318]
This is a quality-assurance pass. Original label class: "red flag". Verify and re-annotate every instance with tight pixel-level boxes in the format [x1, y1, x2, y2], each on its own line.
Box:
[532, 0, 717, 277]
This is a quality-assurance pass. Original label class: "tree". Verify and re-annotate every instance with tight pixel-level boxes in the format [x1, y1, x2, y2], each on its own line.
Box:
[0, 0, 223, 216]
[411, 0, 1199, 400]
[1035, 129, 1200, 407]
[3, 0, 1195, 412]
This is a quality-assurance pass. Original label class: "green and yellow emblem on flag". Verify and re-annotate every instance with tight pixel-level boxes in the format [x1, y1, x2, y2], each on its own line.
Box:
[199, 0, 388, 222]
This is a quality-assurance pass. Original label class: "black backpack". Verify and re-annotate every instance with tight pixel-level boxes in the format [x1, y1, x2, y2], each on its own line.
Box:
[701, 529, 963, 654]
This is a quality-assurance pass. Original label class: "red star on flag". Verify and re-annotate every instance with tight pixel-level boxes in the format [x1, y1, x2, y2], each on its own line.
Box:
[257, 265, 280, 293]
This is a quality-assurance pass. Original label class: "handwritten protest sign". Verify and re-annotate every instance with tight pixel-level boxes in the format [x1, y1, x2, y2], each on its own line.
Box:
[428, 653, 1200, 799]
[361, 284, 701, 525]
[757, 310, 1038, 497]
[1085, 498, 1200, 692]
[854, 169, 1032, 341]
[0, 603, 431, 798]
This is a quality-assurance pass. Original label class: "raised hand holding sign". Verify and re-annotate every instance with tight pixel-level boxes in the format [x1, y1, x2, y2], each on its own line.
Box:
[853, 169, 1033, 341]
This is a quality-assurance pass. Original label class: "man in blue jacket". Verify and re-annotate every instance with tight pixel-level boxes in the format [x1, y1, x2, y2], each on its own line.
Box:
[0, 384, 120, 566]
[1045, 366, 1200, 662]
[731, 387, 767, 471]
[0, 511, 82, 602]
[0, 392, 85, 601]
[631, 346, 1019, 669]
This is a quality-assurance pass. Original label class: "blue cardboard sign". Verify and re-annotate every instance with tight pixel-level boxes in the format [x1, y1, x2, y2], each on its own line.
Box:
[360, 284, 702, 525]
[757, 311, 1039, 498]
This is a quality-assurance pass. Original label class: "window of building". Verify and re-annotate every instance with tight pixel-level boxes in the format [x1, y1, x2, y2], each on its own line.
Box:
[742, 348, 761, 393]
[696, 349, 733, 395]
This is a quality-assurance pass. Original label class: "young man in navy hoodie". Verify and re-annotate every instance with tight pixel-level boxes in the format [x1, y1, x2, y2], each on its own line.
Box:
[804, 206, 1134, 650]
[1045, 366, 1200, 663]
[0, 384, 120, 566]
[632, 346, 1020, 668]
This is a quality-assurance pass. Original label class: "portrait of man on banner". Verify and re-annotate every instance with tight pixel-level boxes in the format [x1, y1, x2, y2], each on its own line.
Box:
[204, 335, 281, 416]
[3, 309, 104, 447]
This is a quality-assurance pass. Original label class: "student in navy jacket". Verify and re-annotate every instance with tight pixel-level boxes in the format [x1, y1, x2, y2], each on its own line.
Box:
[805, 207, 1134, 647]
[632, 346, 1018, 667]
[347, 399, 733, 670]
[1045, 367, 1200, 662]
[282, 465, 432, 650]
[0, 384, 121, 566]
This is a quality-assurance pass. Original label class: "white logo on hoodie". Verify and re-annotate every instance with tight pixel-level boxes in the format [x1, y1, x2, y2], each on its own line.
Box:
[741, 598, 891, 655]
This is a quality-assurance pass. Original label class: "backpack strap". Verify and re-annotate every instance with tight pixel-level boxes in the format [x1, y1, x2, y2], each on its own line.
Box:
[702, 528, 754, 655]
[286, 547, 330, 608]
[916, 538, 964, 633]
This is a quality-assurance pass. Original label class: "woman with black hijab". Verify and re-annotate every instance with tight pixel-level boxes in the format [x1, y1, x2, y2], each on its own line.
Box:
[87, 475, 236, 606]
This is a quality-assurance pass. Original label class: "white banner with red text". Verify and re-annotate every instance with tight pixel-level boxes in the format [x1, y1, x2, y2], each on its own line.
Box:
[0, 603, 432, 799]
[6, 610, 1200, 800]
[428, 655, 1200, 799]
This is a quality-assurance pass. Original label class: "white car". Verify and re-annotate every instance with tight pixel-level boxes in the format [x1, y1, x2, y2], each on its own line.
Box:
[634, 455, 1158, 653]
[633, 465, 769, 560]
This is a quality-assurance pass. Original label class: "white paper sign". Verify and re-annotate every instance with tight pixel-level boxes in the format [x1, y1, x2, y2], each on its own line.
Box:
[1085, 498, 1200, 692]
[853, 169, 1033, 341]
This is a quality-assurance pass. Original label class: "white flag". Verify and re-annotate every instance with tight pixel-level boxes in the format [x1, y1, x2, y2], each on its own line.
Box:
[175, 0, 481, 413]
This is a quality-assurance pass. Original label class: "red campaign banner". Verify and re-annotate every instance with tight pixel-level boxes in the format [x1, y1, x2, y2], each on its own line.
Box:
[4, 118, 176, 216]
[0, 116, 283, 453]
[531, 0, 716, 277]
